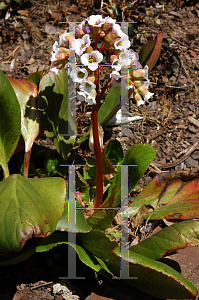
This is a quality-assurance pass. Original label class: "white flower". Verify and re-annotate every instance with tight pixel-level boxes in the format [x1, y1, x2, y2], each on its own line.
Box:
[81, 50, 103, 71]
[114, 35, 131, 51]
[119, 49, 140, 67]
[110, 70, 121, 80]
[87, 15, 105, 27]
[79, 81, 96, 94]
[50, 65, 60, 75]
[142, 65, 149, 80]
[77, 91, 87, 102]
[111, 59, 122, 72]
[136, 99, 145, 106]
[77, 90, 96, 105]
[104, 16, 116, 26]
[71, 34, 91, 56]
[144, 91, 154, 102]
[59, 31, 70, 46]
[86, 94, 96, 105]
[112, 24, 124, 37]
[70, 67, 88, 83]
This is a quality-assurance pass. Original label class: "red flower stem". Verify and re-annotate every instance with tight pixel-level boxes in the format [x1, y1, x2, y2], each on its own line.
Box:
[92, 68, 103, 208]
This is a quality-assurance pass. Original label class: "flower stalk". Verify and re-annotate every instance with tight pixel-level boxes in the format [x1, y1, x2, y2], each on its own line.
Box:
[49, 14, 155, 208]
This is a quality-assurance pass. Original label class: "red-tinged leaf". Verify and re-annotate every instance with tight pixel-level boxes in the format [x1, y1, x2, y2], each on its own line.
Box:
[128, 171, 199, 220]
[130, 219, 199, 260]
[139, 32, 163, 72]
[8, 77, 40, 153]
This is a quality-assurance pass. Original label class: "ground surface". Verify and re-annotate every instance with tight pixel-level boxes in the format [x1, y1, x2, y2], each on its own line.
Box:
[0, 0, 199, 299]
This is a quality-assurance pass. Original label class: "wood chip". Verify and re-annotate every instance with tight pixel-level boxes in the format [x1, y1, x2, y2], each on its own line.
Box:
[188, 116, 199, 128]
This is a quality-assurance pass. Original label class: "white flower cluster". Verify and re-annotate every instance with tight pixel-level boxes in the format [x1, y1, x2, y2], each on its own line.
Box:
[50, 15, 154, 106]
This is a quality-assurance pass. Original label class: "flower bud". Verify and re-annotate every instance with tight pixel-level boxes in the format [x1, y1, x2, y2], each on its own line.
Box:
[100, 31, 105, 37]
[55, 53, 68, 60]
[87, 75, 95, 83]
[131, 69, 145, 80]
[104, 31, 118, 43]
[137, 85, 148, 97]
[85, 45, 93, 53]
[110, 55, 118, 63]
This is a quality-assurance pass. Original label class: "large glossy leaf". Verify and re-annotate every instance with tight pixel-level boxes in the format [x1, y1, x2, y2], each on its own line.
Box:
[78, 229, 197, 299]
[130, 219, 199, 260]
[110, 144, 156, 207]
[113, 247, 197, 299]
[8, 77, 40, 153]
[39, 68, 76, 160]
[128, 173, 199, 220]
[0, 174, 66, 251]
[139, 32, 163, 72]
[0, 70, 21, 174]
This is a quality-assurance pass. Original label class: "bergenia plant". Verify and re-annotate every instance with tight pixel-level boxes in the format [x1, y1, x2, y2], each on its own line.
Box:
[1, 14, 199, 299]
[49, 15, 154, 209]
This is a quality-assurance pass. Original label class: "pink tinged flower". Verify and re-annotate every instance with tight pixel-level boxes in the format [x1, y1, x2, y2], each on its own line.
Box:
[70, 67, 88, 83]
[102, 16, 116, 30]
[75, 20, 86, 38]
[87, 15, 105, 27]
[114, 36, 131, 51]
[79, 81, 96, 94]
[71, 34, 91, 56]
[81, 51, 103, 71]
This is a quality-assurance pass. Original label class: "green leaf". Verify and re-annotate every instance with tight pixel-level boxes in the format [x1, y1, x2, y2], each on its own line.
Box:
[8, 77, 40, 152]
[113, 247, 197, 299]
[0, 232, 107, 275]
[129, 174, 199, 220]
[56, 196, 91, 233]
[105, 140, 124, 165]
[130, 220, 199, 260]
[111, 144, 156, 207]
[0, 70, 21, 175]
[122, 144, 156, 191]
[98, 86, 121, 127]
[38, 68, 76, 160]
[44, 158, 58, 173]
[26, 72, 43, 86]
[0, 174, 66, 250]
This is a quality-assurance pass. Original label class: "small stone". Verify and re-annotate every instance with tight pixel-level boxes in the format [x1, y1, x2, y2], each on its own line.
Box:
[191, 151, 199, 160]
[185, 157, 198, 168]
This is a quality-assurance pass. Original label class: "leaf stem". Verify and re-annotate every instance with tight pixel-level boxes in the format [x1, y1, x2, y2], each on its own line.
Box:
[23, 149, 31, 178]
[3, 164, 9, 179]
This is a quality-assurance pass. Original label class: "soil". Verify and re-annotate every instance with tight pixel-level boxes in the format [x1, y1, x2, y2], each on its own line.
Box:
[0, 0, 199, 299]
